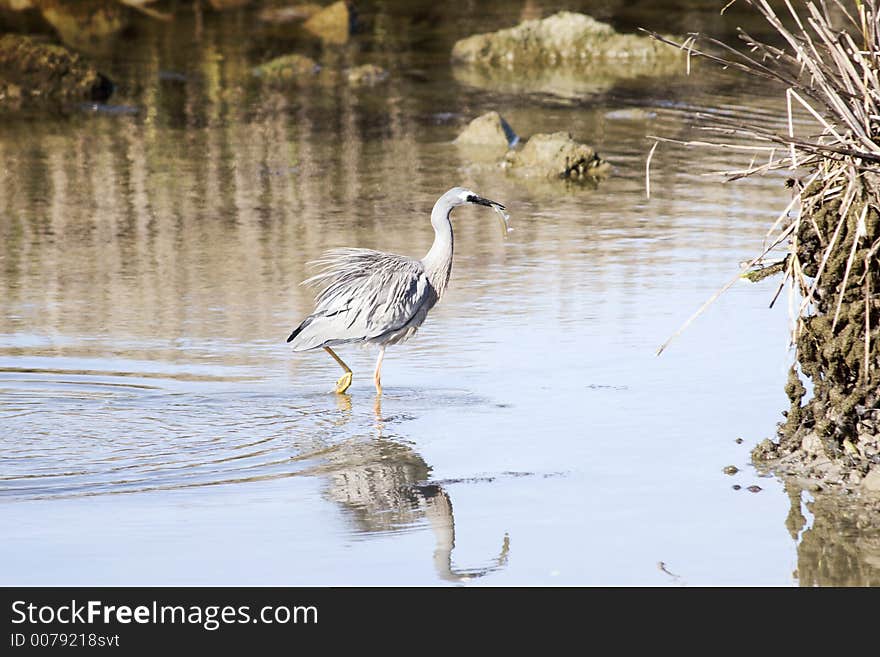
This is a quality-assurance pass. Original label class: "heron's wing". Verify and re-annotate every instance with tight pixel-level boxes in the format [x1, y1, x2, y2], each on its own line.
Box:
[288, 248, 431, 350]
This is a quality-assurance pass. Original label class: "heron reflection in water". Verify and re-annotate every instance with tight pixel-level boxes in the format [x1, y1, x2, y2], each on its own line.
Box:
[319, 394, 510, 582]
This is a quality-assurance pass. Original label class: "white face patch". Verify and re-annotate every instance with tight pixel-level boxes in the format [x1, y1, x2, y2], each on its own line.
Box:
[458, 189, 475, 203]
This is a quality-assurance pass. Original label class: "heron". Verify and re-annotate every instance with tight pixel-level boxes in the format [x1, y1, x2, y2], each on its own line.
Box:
[287, 187, 508, 394]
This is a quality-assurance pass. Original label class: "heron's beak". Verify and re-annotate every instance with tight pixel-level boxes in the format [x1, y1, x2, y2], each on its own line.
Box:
[467, 194, 505, 211]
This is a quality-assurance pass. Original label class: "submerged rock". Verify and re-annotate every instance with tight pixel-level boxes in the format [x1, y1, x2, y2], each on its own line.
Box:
[454, 111, 518, 149]
[452, 11, 674, 66]
[504, 132, 609, 180]
[346, 63, 388, 85]
[0, 34, 113, 108]
[302, 1, 354, 44]
[252, 53, 319, 83]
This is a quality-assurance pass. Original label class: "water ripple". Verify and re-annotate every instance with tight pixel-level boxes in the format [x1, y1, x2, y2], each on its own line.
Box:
[0, 369, 491, 501]
[0, 373, 346, 500]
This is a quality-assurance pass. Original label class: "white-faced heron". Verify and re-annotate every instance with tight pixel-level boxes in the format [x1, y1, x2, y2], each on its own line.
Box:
[287, 187, 508, 394]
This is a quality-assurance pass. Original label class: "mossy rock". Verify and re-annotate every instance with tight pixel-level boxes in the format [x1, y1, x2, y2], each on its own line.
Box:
[0, 33, 113, 108]
[452, 11, 677, 67]
[505, 132, 609, 180]
[252, 53, 320, 84]
[454, 111, 518, 149]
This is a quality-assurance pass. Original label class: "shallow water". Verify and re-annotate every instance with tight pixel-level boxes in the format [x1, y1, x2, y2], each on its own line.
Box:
[2, 1, 878, 585]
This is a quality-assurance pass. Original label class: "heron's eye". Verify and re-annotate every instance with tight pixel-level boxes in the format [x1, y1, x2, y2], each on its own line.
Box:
[465, 194, 478, 203]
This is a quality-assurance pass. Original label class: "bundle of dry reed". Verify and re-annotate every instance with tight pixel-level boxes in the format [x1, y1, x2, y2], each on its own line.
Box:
[647, 0, 880, 466]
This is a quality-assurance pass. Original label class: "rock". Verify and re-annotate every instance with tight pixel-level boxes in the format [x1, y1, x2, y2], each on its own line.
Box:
[346, 64, 388, 86]
[38, 0, 127, 54]
[801, 433, 825, 457]
[0, 34, 113, 108]
[451, 11, 674, 66]
[723, 465, 739, 475]
[302, 1, 353, 45]
[454, 111, 518, 149]
[857, 434, 878, 459]
[752, 438, 778, 461]
[862, 467, 880, 493]
[258, 3, 323, 24]
[818, 461, 843, 483]
[252, 53, 319, 83]
[451, 12, 681, 99]
[504, 132, 609, 180]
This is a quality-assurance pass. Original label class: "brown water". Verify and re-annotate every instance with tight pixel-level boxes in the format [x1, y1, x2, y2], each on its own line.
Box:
[2, 0, 878, 585]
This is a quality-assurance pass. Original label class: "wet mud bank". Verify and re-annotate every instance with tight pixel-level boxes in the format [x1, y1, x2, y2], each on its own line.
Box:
[753, 175, 880, 496]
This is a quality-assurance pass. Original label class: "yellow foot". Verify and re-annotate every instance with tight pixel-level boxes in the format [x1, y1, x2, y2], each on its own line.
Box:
[335, 371, 353, 394]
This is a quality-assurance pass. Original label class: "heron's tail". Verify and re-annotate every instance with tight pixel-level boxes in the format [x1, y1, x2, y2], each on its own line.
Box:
[286, 319, 309, 344]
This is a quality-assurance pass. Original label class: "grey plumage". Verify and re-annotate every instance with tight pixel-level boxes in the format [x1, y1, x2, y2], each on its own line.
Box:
[287, 187, 507, 393]
[288, 248, 435, 350]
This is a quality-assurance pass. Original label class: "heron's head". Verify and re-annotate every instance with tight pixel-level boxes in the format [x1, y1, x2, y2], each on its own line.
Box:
[443, 186, 506, 212]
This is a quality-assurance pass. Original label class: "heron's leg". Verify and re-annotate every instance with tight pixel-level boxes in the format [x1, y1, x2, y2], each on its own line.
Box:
[323, 346, 353, 394]
[373, 346, 386, 395]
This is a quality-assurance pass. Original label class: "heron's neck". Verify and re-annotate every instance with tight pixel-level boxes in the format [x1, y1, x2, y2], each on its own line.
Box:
[421, 204, 454, 298]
